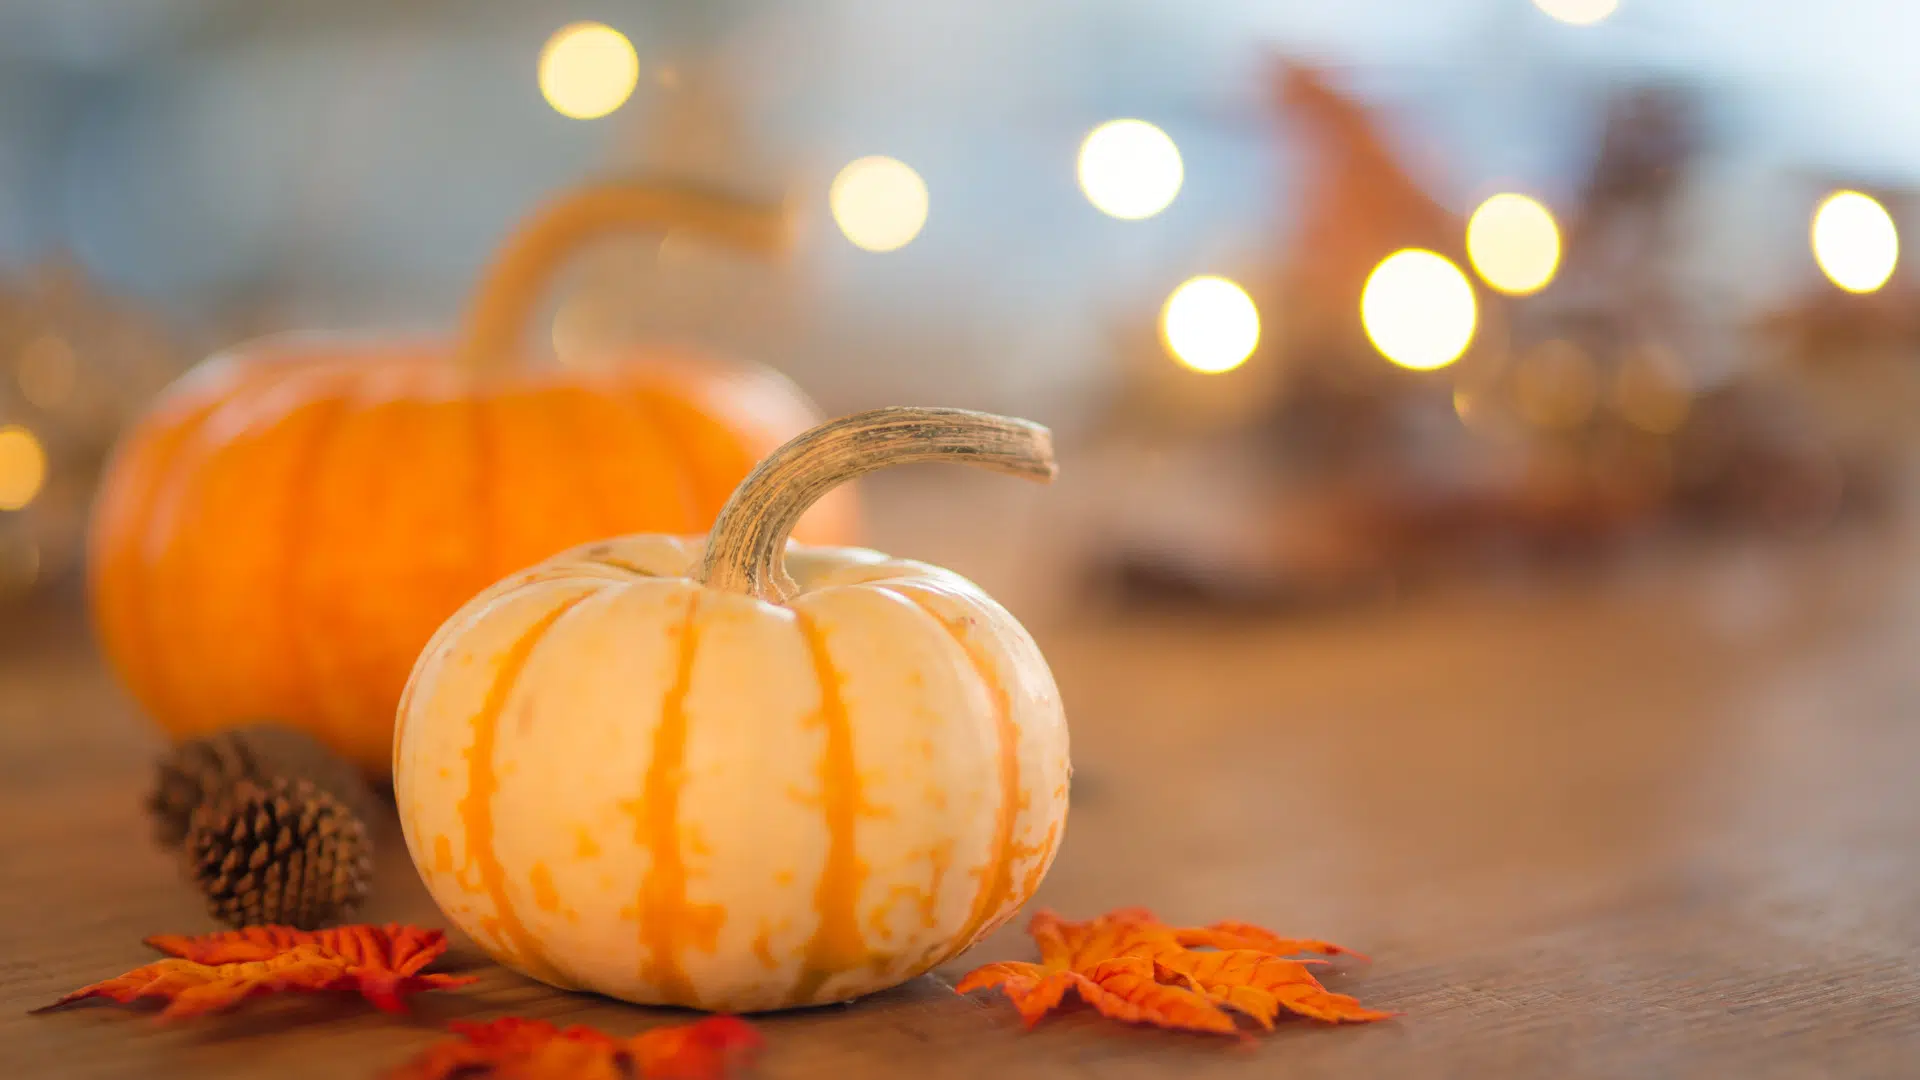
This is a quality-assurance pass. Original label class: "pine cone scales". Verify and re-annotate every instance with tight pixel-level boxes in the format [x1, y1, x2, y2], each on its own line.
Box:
[189, 778, 373, 931]
[148, 724, 374, 849]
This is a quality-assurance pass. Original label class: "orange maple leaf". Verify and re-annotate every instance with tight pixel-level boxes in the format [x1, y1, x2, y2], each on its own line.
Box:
[147, 923, 455, 971]
[385, 1016, 764, 1080]
[954, 911, 1238, 1034]
[33, 923, 477, 1020]
[1097, 911, 1389, 1026]
[1168, 918, 1369, 962]
[34, 947, 354, 1020]
[1103, 907, 1367, 960]
[957, 907, 1391, 1034]
[142, 923, 476, 1011]
[1152, 950, 1392, 1028]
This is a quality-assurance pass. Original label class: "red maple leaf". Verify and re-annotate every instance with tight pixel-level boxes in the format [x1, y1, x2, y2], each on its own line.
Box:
[33, 923, 477, 1020]
[386, 1016, 764, 1080]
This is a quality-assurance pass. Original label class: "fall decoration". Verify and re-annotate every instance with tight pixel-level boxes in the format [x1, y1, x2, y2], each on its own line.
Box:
[88, 182, 857, 779]
[148, 722, 373, 849]
[957, 907, 1390, 1034]
[35, 923, 476, 1020]
[394, 407, 1069, 1012]
[386, 1016, 764, 1080]
[188, 777, 374, 929]
[142, 922, 448, 965]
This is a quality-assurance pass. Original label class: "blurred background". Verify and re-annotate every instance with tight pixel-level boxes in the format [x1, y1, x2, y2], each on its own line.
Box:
[0, 0, 1917, 619]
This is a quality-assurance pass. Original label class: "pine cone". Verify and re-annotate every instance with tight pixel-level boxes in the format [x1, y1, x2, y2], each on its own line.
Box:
[147, 724, 374, 849]
[187, 778, 374, 931]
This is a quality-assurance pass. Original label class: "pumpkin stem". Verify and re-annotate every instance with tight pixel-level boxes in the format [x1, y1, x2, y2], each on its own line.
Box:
[698, 407, 1056, 603]
[456, 182, 791, 374]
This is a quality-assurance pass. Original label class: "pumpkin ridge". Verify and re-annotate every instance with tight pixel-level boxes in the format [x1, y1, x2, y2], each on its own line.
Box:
[786, 610, 871, 1005]
[522, 384, 644, 557]
[882, 586, 1024, 968]
[152, 375, 350, 732]
[562, 389, 667, 538]
[632, 591, 723, 1006]
[91, 394, 228, 730]
[276, 394, 355, 757]
[456, 592, 591, 989]
[587, 556, 657, 576]
[470, 391, 498, 581]
[620, 386, 709, 533]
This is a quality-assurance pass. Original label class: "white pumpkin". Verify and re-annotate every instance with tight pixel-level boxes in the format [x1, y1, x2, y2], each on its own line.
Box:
[394, 407, 1069, 1011]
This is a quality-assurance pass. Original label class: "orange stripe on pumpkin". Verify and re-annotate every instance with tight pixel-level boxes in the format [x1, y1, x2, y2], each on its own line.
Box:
[631, 592, 726, 1006]
[456, 593, 589, 989]
[787, 611, 870, 1005]
[885, 587, 1025, 967]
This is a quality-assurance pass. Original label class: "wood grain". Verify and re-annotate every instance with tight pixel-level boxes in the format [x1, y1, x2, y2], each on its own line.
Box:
[7, 517, 1920, 1078]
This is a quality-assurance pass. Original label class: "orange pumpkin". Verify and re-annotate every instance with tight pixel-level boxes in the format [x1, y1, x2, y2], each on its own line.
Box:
[88, 183, 856, 778]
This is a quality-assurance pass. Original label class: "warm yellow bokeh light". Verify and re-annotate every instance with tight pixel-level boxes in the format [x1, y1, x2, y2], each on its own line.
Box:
[539, 23, 639, 120]
[1161, 276, 1260, 374]
[1078, 119, 1184, 221]
[0, 425, 47, 511]
[1361, 249, 1478, 371]
[1533, 0, 1619, 26]
[829, 156, 929, 253]
[1812, 190, 1899, 294]
[1466, 193, 1561, 296]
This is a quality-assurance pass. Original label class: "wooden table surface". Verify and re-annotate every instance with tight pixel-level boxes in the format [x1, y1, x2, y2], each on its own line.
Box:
[7, 518, 1920, 1078]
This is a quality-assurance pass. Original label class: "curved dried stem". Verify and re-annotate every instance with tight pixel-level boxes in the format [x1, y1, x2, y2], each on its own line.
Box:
[698, 407, 1056, 603]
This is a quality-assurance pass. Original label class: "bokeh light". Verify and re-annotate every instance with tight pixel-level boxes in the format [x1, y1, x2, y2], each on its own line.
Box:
[1161, 276, 1260, 374]
[1811, 190, 1899, 294]
[1466, 193, 1561, 296]
[1361, 249, 1478, 371]
[1533, 0, 1619, 26]
[829, 156, 929, 253]
[539, 23, 640, 120]
[1078, 120, 1184, 221]
[0, 425, 48, 511]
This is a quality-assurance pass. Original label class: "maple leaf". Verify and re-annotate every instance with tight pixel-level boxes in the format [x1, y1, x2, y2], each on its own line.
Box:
[957, 907, 1391, 1034]
[1105, 908, 1367, 960]
[954, 911, 1238, 1035]
[146, 923, 454, 972]
[1169, 919, 1369, 962]
[33, 947, 355, 1021]
[1152, 950, 1392, 1028]
[632, 1015, 766, 1080]
[143, 923, 477, 1012]
[385, 1016, 764, 1080]
[34, 923, 477, 1020]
